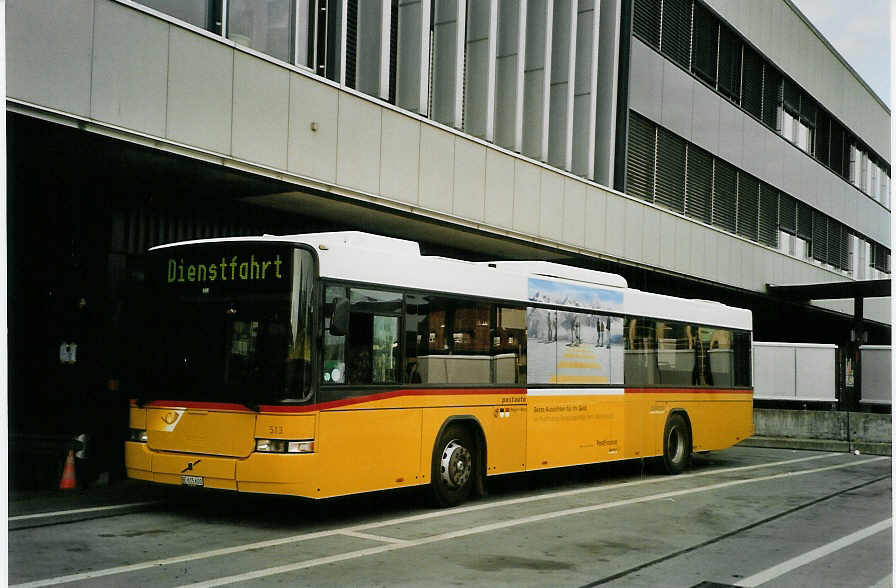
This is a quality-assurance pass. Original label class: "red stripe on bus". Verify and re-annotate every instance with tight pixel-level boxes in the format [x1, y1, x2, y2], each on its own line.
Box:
[135, 388, 526, 413]
[131, 386, 751, 413]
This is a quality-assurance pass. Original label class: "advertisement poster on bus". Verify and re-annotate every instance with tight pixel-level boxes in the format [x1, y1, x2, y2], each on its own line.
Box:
[526, 279, 624, 385]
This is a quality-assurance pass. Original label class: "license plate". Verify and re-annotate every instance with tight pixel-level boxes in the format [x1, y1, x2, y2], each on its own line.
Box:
[181, 475, 204, 487]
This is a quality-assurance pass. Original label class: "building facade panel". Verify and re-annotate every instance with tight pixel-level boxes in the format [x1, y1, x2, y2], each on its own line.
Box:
[419, 124, 456, 213]
[336, 93, 383, 194]
[603, 191, 626, 257]
[7, 0, 94, 117]
[583, 185, 608, 251]
[483, 149, 516, 229]
[673, 216, 694, 275]
[659, 213, 676, 270]
[380, 110, 422, 206]
[232, 53, 289, 169]
[453, 138, 487, 220]
[512, 160, 542, 234]
[539, 170, 565, 240]
[660, 58, 694, 141]
[91, 0, 169, 137]
[562, 178, 587, 246]
[623, 198, 644, 261]
[628, 38, 663, 124]
[689, 74, 721, 154]
[287, 73, 339, 183]
[166, 26, 233, 154]
[716, 101, 744, 169]
[640, 206, 661, 267]
[688, 222, 708, 279]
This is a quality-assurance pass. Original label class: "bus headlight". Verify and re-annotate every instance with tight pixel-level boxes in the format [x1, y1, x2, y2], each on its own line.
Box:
[255, 439, 314, 453]
[128, 429, 148, 443]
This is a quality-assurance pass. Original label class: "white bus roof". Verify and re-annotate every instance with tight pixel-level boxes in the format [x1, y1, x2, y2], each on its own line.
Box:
[151, 232, 752, 331]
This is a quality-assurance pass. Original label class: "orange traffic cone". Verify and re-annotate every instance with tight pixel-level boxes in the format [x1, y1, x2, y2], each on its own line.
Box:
[59, 449, 77, 490]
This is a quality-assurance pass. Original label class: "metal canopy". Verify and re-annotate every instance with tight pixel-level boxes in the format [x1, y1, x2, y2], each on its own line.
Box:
[766, 279, 891, 301]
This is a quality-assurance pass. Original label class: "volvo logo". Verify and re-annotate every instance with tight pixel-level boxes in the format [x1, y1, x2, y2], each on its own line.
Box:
[181, 460, 201, 473]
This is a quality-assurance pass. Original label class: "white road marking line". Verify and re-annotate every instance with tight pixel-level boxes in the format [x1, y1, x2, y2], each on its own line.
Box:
[180, 456, 890, 588]
[734, 518, 893, 587]
[339, 530, 408, 544]
[8, 452, 869, 588]
[9, 502, 158, 522]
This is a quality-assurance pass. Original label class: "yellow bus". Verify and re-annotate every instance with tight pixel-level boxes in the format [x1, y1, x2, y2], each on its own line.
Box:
[126, 231, 753, 506]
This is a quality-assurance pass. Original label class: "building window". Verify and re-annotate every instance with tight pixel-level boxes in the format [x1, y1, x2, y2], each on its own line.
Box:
[660, 0, 693, 70]
[227, 0, 294, 63]
[656, 128, 687, 214]
[691, 2, 718, 85]
[626, 112, 657, 202]
[717, 24, 741, 101]
[135, 0, 220, 32]
[685, 144, 713, 224]
[633, 0, 662, 49]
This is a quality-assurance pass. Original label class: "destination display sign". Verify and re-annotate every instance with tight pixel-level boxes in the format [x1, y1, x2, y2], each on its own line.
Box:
[149, 243, 296, 296]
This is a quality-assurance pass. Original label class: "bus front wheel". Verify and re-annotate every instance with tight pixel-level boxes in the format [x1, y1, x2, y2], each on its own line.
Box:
[430, 424, 476, 507]
[662, 413, 691, 475]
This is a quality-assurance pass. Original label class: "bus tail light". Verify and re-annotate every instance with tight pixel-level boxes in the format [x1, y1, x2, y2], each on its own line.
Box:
[255, 439, 314, 454]
[129, 428, 148, 443]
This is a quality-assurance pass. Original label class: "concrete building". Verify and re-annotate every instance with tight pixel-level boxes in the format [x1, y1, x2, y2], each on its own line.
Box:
[6, 0, 890, 485]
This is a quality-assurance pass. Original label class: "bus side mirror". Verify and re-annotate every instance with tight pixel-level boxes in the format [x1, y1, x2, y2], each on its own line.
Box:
[330, 297, 350, 336]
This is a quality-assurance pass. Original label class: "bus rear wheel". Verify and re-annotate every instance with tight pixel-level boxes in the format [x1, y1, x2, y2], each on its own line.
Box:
[430, 424, 476, 507]
[662, 413, 691, 475]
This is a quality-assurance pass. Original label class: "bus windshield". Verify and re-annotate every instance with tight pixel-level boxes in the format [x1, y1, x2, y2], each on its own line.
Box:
[140, 243, 316, 406]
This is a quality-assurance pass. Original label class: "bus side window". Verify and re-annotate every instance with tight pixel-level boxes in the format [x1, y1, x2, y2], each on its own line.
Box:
[346, 288, 401, 385]
[323, 286, 348, 384]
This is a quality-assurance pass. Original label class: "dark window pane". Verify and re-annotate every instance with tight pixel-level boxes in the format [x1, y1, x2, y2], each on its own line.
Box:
[741, 46, 763, 118]
[406, 295, 494, 385]
[830, 120, 845, 176]
[762, 65, 782, 129]
[661, 0, 692, 70]
[136, 0, 211, 30]
[758, 182, 779, 247]
[626, 112, 656, 202]
[228, 0, 294, 63]
[655, 127, 687, 213]
[733, 331, 752, 387]
[344, 0, 358, 88]
[800, 96, 817, 126]
[685, 145, 713, 224]
[495, 307, 527, 385]
[796, 201, 812, 240]
[717, 24, 742, 100]
[692, 2, 718, 84]
[828, 222, 843, 270]
[779, 194, 796, 233]
[388, 0, 398, 102]
[633, 0, 662, 48]
[812, 210, 828, 263]
[737, 173, 759, 241]
[624, 318, 658, 386]
[782, 78, 799, 114]
[712, 159, 737, 233]
[815, 111, 830, 166]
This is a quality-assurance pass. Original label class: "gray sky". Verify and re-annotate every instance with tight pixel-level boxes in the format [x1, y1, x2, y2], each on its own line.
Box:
[791, 0, 890, 106]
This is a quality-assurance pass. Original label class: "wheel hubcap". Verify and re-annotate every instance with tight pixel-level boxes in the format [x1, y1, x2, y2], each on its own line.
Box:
[440, 440, 472, 489]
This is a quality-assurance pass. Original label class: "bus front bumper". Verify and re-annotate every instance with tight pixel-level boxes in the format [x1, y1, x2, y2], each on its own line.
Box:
[125, 441, 320, 497]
